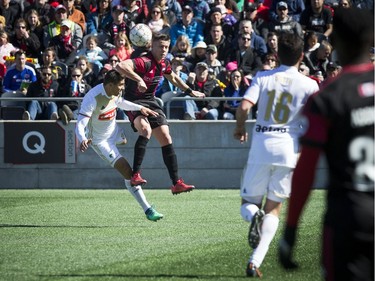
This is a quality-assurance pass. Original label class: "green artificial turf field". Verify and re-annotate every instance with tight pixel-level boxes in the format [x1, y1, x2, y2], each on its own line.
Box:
[0, 189, 325, 281]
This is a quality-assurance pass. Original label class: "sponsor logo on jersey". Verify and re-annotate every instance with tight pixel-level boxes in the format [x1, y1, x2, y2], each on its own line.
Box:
[98, 108, 116, 120]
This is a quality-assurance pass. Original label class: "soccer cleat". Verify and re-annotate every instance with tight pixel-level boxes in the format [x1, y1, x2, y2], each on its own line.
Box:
[145, 206, 163, 222]
[248, 209, 265, 249]
[246, 262, 263, 278]
[171, 178, 195, 195]
[22, 111, 30, 120]
[131, 172, 147, 186]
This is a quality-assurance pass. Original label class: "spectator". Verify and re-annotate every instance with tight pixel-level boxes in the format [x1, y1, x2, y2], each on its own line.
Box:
[145, 4, 170, 34]
[148, 0, 182, 26]
[102, 5, 128, 50]
[183, 61, 223, 120]
[0, 30, 17, 65]
[230, 32, 262, 79]
[25, 9, 44, 54]
[86, 0, 112, 34]
[0, 0, 21, 33]
[184, 0, 210, 22]
[303, 30, 320, 55]
[109, 32, 133, 62]
[76, 35, 108, 73]
[2, 50, 37, 93]
[48, 20, 78, 65]
[298, 61, 310, 76]
[325, 61, 341, 79]
[24, 0, 53, 26]
[40, 47, 68, 83]
[170, 34, 191, 59]
[300, 0, 333, 41]
[205, 24, 232, 66]
[57, 67, 92, 124]
[269, 0, 305, 22]
[43, 5, 83, 50]
[204, 5, 235, 41]
[76, 56, 97, 87]
[232, 20, 267, 58]
[268, 1, 303, 38]
[169, 5, 204, 48]
[338, 0, 353, 7]
[9, 18, 41, 59]
[155, 56, 187, 98]
[214, 0, 240, 20]
[203, 44, 224, 77]
[0, 15, 5, 31]
[216, 4, 238, 27]
[23, 66, 59, 120]
[107, 54, 120, 69]
[62, 0, 86, 34]
[235, 2, 268, 40]
[123, 0, 147, 33]
[303, 40, 332, 78]
[266, 31, 278, 55]
[222, 68, 246, 120]
[184, 40, 206, 71]
[262, 52, 279, 70]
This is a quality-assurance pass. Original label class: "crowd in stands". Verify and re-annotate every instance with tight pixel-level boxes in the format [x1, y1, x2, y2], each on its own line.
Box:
[0, 0, 373, 122]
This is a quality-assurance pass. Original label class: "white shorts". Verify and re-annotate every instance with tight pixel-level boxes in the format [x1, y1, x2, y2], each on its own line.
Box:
[91, 128, 127, 167]
[240, 163, 293, 203]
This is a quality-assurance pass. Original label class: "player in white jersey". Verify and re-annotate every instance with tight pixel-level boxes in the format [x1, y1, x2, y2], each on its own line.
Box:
[75, 70, 164, 222]
[234, 33, 319, 278]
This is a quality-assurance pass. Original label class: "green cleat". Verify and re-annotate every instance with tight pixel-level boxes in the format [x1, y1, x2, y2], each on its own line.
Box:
[145, 206, 164, 222]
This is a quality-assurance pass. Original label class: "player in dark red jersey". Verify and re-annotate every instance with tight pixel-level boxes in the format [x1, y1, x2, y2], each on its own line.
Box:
[115, 32, 205, 194]
[278, 8, 374, 281]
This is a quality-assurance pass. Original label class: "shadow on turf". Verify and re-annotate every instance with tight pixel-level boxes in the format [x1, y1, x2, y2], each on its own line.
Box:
[39, 274, 248, 279]
[0, 224, 126, 228]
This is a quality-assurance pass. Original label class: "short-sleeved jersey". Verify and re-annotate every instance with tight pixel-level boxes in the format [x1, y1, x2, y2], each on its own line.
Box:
[301, 63, 374, 192]
[124, 52, 172, 107]
[244, 65, 319, 167]
[78, 84, 142, 144]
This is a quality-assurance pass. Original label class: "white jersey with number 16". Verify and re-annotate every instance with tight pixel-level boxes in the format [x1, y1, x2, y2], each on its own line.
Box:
[244, 65, 319, 167]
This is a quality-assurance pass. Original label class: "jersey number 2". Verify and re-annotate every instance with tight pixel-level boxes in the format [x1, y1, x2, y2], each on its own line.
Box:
[349, 136, 374, 192]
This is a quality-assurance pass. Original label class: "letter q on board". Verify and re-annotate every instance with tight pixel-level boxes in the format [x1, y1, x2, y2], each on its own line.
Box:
[22, 131, 46, 154]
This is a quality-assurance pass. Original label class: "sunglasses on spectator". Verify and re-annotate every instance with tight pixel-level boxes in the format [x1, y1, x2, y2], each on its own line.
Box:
[72, 74, 81, 77]
[266, 58, 276, 61]
[242, 37, 251, 41]
[42, 73, 52, 76]
[278, 7, 287, 11]
[16, 26, 26, 29]
[152, 10, 161, 14]
[110, 59, 119, 62]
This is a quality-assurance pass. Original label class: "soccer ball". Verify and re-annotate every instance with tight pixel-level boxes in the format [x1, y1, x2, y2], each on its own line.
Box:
[129, 24, 153, 47]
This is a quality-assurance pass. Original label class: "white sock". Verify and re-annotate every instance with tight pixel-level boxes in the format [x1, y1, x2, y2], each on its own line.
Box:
[240, 203, 259, 222]
[250, 214, 279, 268]
[124, 180, 151, 212]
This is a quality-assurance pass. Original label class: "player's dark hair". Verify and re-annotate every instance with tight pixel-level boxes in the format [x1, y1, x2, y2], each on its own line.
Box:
[152, 32, 170, 42]
[103, 70, 124, 85]
[332, 8, 374, 63]
[277, 33, 304, 66]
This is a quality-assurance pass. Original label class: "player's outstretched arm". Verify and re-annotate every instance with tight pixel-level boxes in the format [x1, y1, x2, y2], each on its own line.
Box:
[165, 72, 205, 98]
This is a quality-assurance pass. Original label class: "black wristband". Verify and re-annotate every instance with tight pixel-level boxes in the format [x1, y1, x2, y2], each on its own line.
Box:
[184, 88, 193, 95]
